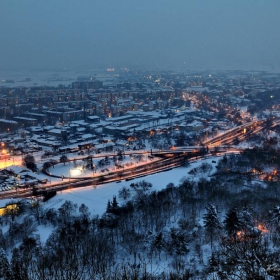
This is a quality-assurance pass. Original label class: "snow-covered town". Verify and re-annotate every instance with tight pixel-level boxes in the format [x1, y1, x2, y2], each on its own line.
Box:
[1, 1, 280, 279]
[1, 68, 280, 279]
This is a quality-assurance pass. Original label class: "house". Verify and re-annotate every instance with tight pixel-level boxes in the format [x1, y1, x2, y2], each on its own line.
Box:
[87, 115, 100, 123]
[184, 120, 204, 131]
[94, 142, 115, 153]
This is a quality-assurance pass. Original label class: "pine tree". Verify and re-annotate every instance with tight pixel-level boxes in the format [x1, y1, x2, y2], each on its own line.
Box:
[224, 207, 241, 240]
[203, 204, 220, 248]
[112, 196, 118, 208]
[106, 200, 111, 212]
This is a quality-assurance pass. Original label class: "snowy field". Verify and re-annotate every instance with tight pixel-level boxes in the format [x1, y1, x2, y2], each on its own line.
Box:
[0, 155, 223, 245]
[0, 156, 222, 216]
[43, 156, 221, 216]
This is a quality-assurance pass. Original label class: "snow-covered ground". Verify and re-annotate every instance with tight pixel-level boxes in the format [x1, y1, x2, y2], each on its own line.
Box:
[0, 155, 222, 213]
[0, 154, 223, 253]
[42, 156, 221, 216]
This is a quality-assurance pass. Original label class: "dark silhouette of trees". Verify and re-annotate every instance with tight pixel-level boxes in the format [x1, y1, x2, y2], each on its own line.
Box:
[3, 149, 280, 279]
[59, 154, 68, 166]
[42, 161, 52, 170]
[58, 200, 77, 224]
[220, 233, 279, 280]
[117, 150, 124, 161]
[0, 248, 12, 279]
[203, 204, 220, 248]
[175, 131, 185, 146]
[112, 195, 118, 209]
[130, 180, 153, 194]
[11, 247, 29, 280]
[224, 207, 241, 241]
[198, 162, 213, 176]
[79, 203, 90, 220]
[118, 186, 131, 200]
[22, 154, 37, 172]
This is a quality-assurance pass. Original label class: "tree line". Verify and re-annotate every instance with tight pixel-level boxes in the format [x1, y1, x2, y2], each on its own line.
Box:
[1, 151, 280, 279]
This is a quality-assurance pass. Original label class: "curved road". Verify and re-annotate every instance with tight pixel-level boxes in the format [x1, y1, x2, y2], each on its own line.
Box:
[1, 117, 277, 200]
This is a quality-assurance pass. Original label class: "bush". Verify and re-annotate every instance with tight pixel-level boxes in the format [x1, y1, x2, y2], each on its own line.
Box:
[23, 154, 37, 172]
[43, 191, 57, 202]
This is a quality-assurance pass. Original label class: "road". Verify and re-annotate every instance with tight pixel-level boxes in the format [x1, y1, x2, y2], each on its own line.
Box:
[0, 148, 239, 200]
[0, 117, 278, 200]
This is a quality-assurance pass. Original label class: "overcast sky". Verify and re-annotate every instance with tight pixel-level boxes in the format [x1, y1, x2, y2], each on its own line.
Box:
[1, 0, 280, 71]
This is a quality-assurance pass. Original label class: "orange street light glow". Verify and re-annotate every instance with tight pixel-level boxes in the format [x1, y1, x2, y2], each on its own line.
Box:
[257, 224, 269, 234]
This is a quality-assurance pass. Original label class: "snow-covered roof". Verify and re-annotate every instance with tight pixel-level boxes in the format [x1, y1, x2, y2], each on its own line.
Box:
[95, 142, 115, 149]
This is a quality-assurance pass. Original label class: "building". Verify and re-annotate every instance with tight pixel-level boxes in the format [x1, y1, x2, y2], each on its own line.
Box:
[72, 81, 103, 90]
[87, 116, 100, 123]
[0, 119, 18, 132]
[13, 116, 38, 128]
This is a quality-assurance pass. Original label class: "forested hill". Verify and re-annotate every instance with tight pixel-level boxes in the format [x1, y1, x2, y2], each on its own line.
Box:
[1, 149, 280, 279]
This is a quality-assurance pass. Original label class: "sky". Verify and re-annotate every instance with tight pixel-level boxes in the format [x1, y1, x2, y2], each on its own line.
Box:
[1, 0, 280, 71]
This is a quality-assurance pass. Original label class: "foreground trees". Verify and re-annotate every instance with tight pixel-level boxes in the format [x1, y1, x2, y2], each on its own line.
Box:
[2, 151, 280, 279]
[203, 204, 220, 248]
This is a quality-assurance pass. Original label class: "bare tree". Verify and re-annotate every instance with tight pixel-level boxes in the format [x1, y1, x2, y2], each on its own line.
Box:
[118, 186, 131, 200]
[59, 155, 68, 166]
